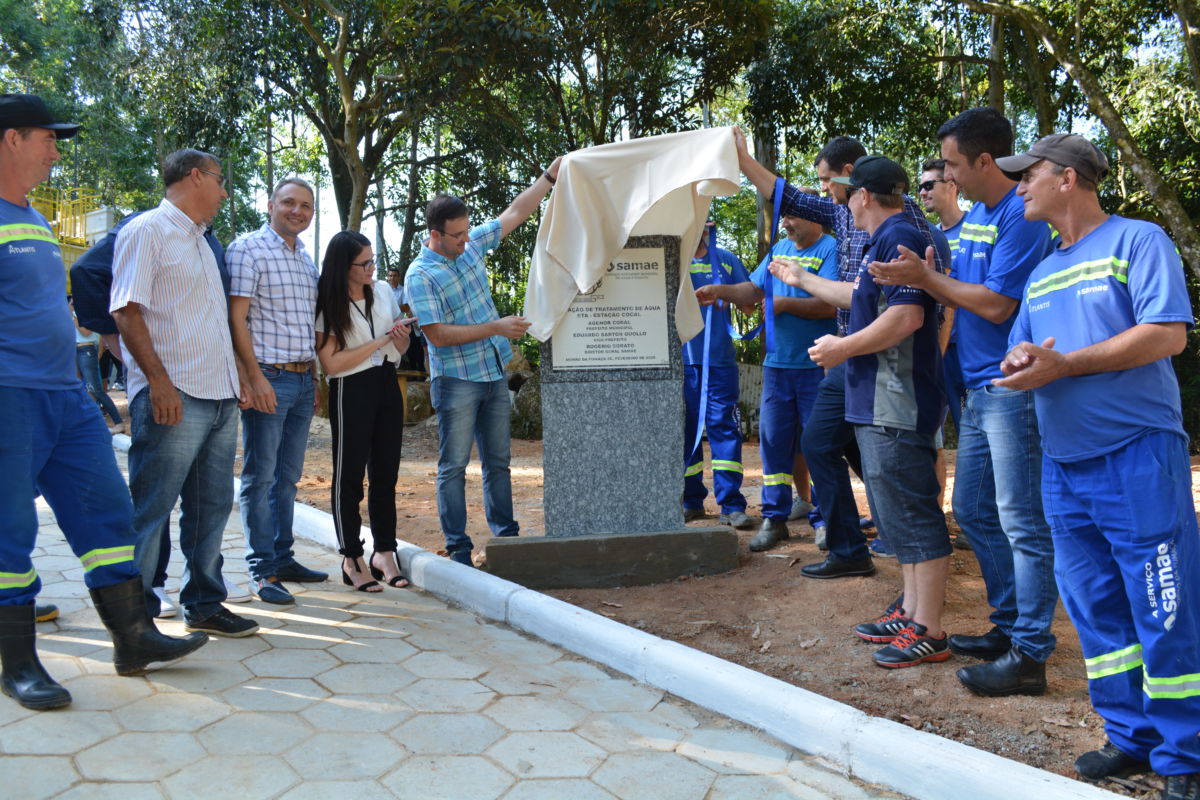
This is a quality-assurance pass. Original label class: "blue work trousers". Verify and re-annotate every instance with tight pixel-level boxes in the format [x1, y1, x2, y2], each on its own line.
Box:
[1044, 431, 1200, 776]
[683, 364, 746, 514]
[759, 366, 822, 521]
[240, 367, 314, 581]
[953, 385, 1057, 661]
[129, 389, 238, 620]
[0, 385, 140, 604]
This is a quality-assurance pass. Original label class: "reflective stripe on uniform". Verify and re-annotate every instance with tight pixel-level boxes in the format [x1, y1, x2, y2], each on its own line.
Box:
[1143, 671, 1200, 700]
[0, 568, 38, 589]
[0, 223, 57, 246]
[712, 459, 743, 473]
[684, 461, 704, 477]
[1026, 256, 1129, 300]
[960, 223, 998, 244]
[1085, 643, 1143, 680]
[79, 545, 135, 572]
[773, 254, 824, 273]
[762, 472, 792, 486]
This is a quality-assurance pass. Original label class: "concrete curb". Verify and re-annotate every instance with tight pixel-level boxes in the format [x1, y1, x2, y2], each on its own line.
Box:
[109, 436, 1119, 800]
[284, 508, 1121, 800]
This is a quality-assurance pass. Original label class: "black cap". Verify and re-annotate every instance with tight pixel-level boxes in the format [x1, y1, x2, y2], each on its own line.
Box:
[0, 94, 81, 139]
[994, 133, 1109, 184]
[831, 155, 908, 195]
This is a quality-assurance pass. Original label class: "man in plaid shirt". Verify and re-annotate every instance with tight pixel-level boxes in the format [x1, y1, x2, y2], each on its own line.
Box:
[227, 177, 326, 603]
[732, 128, 949, 578]
[406, 159, 562, 565]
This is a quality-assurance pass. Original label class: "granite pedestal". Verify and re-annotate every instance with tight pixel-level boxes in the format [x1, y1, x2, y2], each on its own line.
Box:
[487, 235, 737, 587]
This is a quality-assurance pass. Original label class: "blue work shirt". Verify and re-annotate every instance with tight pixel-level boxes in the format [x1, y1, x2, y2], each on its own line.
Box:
[952, 187, 1052, 389]
[1011, 215, 1193, 462]
[750, 234, 839, 369]
[405, 218, 513, 382]
[684, 245, 751, 368]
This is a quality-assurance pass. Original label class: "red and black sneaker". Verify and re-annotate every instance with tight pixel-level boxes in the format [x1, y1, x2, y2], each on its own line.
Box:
[873, 623, 952, 668]
[854, 605, 911, 643]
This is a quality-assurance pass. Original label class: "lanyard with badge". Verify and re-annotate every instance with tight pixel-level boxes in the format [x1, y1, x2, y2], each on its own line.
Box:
[354, 300, 385, 367]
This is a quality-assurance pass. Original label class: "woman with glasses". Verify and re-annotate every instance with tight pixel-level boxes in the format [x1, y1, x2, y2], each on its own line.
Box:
[315, 231, 412, 591]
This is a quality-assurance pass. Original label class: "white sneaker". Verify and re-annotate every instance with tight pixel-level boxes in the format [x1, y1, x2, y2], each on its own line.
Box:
[152, 586, 178, 618]
[224, 577, 252, 603]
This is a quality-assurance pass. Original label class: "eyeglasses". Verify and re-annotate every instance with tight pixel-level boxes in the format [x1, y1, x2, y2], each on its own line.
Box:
[351, 258, 376, 269]
[918, 179, 947, 192]
[436, 228, 469, 242]
[197, 168, 227, 188]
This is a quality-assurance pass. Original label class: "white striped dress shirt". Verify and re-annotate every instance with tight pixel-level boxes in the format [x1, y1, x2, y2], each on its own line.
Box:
[110, 198, 240, 402]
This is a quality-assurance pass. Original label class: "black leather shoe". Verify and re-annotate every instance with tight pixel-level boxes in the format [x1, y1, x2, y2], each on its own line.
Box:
[1074, 742, 1150, 781]
[276, 561, 329, 583]
[748, 518, 789, 552]
[1163, 773, 1200, 800]
[948, 625, 1012, 660]
[956, 645, 1047, 696]
[800, 556, 876, 580]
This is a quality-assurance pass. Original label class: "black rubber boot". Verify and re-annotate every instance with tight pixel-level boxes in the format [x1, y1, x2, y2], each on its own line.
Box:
[0, 603, 71, 710]
[957, 645, 1047, 697]
[89, 577, 209, 676]
[748, 518, 789, 552]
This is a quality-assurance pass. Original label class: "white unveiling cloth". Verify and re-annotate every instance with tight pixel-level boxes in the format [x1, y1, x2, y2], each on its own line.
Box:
[523, 126, 741, 343]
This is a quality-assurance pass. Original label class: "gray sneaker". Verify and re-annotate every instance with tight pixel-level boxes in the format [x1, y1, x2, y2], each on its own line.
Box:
[788, 496, 814, 521]
[719, 510, 755, 530]
[813, 522, 828, 551]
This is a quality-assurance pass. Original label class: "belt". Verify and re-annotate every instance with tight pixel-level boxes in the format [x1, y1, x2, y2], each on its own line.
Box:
[264, 361, 313, 374]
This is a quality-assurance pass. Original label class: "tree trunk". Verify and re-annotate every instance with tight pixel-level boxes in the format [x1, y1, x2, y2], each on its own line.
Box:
[1176, 0, 1200, 96]
[962, 0, 1200, 279]
[751, 122, 779, 262]
[375, 173, 387, 273]
[399, 122, 421, 276]
[1018, 24, 1055, 136]
[987, 15, 1005, 112]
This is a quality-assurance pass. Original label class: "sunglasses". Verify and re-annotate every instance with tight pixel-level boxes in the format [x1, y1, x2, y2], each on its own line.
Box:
[918, 179, 947, 192]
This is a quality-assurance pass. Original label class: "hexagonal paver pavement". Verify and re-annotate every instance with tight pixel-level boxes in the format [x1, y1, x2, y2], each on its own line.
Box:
[9, 450, 906, 800]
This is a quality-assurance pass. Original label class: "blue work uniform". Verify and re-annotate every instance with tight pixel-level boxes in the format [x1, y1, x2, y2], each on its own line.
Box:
[683, 246, 751, 515]
[750, 234, 839, 521]
[0, 198, 140, 605]
[1012, 215, 1199, 777]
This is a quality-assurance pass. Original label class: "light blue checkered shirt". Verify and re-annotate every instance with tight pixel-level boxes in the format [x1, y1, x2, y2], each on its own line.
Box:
[227, 223, 319, 364]
[405, 218, 512, 382]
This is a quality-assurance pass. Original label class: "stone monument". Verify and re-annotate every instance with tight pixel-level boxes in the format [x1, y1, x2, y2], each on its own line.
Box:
[487, 236, 737, 588]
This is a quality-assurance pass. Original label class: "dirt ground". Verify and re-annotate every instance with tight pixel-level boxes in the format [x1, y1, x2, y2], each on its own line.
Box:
[286, 412, 1193, 800]
[102, 385, 1168, 797]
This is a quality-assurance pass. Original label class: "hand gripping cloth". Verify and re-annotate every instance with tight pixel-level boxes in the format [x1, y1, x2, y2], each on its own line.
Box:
[523, 126, 741, 343]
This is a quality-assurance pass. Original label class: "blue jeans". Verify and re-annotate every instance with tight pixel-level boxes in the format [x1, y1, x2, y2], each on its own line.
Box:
[855, 425, 950, 564]
[240, 367, 314, 582]
[952, 385, 1057, 661]
[76, 344, 122, 424]
[430, 376, 517, 556]
[129, 388, 238, 620]
[801, 364, 869, 562]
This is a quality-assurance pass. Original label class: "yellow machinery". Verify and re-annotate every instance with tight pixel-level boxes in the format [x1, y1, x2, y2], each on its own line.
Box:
[29, 185, 101, 273]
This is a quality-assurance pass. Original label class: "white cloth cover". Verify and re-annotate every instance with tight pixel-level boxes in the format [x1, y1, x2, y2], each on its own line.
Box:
[523, 126, 741, 343]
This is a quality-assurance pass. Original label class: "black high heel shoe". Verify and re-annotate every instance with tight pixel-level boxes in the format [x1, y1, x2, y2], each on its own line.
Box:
[369, 551, 410, 588]
[341, 558, 380, 592]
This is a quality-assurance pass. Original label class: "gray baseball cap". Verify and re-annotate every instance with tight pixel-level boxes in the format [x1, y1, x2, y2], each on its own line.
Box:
[995, 133, 1109, 184]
